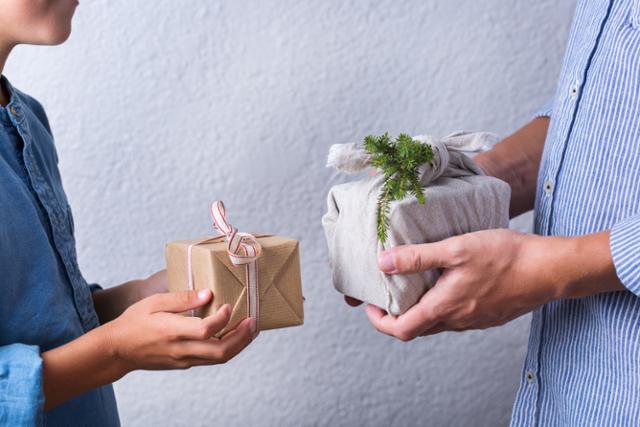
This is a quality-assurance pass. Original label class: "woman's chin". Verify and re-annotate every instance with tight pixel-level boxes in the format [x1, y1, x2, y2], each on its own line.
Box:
[37, 25, 73, 46]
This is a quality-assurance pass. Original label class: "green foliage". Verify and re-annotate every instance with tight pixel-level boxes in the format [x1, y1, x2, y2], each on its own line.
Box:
[364, 133, 434, 243]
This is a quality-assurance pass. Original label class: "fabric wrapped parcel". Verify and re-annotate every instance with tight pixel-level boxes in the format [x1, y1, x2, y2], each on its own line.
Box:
[322, 132, 511, 316]
[166, 201, 304, 336]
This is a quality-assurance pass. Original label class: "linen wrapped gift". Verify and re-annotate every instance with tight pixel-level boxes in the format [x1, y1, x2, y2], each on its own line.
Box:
[322, 131, 510, 316]
[166, 201, 304, 336]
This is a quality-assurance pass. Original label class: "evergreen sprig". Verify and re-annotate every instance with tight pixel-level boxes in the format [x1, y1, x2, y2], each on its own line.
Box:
[363, 133, 434, 243]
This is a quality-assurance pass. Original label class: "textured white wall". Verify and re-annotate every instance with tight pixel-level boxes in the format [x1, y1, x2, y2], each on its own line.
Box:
[6, 1, 576, 426]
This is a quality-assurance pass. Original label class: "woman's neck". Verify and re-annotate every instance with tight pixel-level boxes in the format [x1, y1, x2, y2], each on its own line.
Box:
[0, 43, 13, 106]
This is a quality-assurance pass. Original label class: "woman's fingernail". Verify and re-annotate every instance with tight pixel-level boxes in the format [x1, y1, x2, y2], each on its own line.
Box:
[378, 252, 396, 273]
[197, 289, 210, 300]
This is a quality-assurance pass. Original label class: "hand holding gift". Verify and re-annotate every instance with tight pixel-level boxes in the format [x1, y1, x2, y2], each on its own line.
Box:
[364, 223, 621, 341]
[166, 201, 304, 336]
[105, 288, 256, 370]
[323, 131, 511, 316]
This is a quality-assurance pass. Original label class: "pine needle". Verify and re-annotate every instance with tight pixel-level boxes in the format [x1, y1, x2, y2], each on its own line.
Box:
[364, 133, 434, 243]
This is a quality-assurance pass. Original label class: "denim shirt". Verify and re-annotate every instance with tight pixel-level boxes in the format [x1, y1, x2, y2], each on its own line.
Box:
[0, 77, 119, 426]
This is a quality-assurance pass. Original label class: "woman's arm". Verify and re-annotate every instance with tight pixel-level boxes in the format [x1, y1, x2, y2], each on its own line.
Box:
[42, 289, 257, 410]
[92, 270, 168, 324]
[474, 117, 550, 217]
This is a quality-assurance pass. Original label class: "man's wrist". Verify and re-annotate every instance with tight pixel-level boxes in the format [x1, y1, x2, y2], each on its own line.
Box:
[544, 231, 624, 300]
[521, 234, 572, 301]
[473, 150, 499, 178]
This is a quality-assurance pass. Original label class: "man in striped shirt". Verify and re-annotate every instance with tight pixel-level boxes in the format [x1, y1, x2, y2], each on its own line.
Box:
[358, 0, 640, 424]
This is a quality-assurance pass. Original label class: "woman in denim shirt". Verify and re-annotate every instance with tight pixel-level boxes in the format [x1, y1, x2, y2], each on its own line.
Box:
[0, 2, 257, 425]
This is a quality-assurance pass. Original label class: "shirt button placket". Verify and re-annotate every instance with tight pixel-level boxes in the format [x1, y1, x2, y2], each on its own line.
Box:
[526, 370, 536, 384]
[544, 180, 553, 195]
[519, 307, 544, 425]
[569, 81, 580, 99]
[20, 127, 97, 331]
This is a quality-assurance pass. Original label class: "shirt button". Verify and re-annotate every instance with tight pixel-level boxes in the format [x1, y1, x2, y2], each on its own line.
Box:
[9, 106, 18, 116]
[543, 180, 554, 194]
[569, 82, 580, 98]
[526, 370, 536, 384]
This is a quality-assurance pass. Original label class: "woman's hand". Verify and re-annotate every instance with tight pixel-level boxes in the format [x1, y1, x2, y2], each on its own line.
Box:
[105, 289, 257, 371]
[43, 289, 257, 410]
[362, 229, 623, 341]
[92, 270, 170, 324]
[137, 270, 169, 299]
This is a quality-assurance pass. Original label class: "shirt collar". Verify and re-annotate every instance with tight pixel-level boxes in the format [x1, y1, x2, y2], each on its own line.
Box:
[0, 76, 26, 126]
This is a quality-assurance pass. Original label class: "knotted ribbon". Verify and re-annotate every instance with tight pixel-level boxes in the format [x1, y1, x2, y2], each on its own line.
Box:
[186, 201, 262, 323]
[326, 131, 496, 184]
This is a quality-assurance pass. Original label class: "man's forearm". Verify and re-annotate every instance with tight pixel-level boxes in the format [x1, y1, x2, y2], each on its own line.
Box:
[552, 231, 626, 298]
[474, 117, 549, 217]
[529, 231, 624, 300]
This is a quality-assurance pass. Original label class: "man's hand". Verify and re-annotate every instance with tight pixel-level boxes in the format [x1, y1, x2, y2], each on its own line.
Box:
[363, 229, 623, 341]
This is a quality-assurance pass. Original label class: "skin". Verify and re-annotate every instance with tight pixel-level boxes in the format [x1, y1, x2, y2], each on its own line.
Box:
[348, 117, 625, 341]
[0, 0, 257, 411]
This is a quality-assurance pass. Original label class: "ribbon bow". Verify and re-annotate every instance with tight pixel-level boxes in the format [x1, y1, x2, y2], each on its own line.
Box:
[186, 201, 262, 323]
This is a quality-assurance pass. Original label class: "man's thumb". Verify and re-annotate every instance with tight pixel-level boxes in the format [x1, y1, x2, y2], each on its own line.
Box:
[378, 243, 447, 275]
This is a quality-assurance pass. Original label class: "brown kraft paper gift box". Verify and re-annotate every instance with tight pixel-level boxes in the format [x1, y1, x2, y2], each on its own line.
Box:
[166, 207, 304, 336]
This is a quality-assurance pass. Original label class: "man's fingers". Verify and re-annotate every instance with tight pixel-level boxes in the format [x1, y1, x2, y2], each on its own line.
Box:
[364, 305, 394, 336]
[388, 282, 449, 339]
[378, 240, 451, 275]
[143, 289, 213, 313]
[364, 291, 442, 341]
[344, 296, 363, 307]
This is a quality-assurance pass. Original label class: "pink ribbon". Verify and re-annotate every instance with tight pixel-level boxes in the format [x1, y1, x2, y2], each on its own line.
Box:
[186, 201, 262, 323]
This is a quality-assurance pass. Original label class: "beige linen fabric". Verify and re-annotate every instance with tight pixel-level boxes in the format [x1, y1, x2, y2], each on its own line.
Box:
[322, 132, 510, 315]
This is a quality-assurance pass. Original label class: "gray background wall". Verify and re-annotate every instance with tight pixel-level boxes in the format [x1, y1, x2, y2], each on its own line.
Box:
[6, 1, 576, 425]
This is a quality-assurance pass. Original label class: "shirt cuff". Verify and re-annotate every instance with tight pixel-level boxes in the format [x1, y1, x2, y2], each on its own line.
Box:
[533, 98, 554, 119]
[610, 214, 640, 296]
[0, 344, 44, 426]
[89, 283, 103, 293]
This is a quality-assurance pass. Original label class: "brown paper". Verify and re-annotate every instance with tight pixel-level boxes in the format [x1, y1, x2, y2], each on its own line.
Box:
[165, 235, 304, 335]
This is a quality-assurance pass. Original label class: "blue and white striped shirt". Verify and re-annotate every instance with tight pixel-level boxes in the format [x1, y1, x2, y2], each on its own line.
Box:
[510, 0, 640, 425]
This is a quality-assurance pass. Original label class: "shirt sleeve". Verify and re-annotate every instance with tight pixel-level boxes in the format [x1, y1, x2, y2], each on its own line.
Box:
[0, 344, 44, 426]
[610, 213, 640, 296]
[533, 98, 555, 119]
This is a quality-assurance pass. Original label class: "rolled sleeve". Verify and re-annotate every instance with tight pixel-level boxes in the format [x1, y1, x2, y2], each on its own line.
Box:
[533, 98, 555, 119]
[0, 344, 44, 426]
[610, 214, 640, 296]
